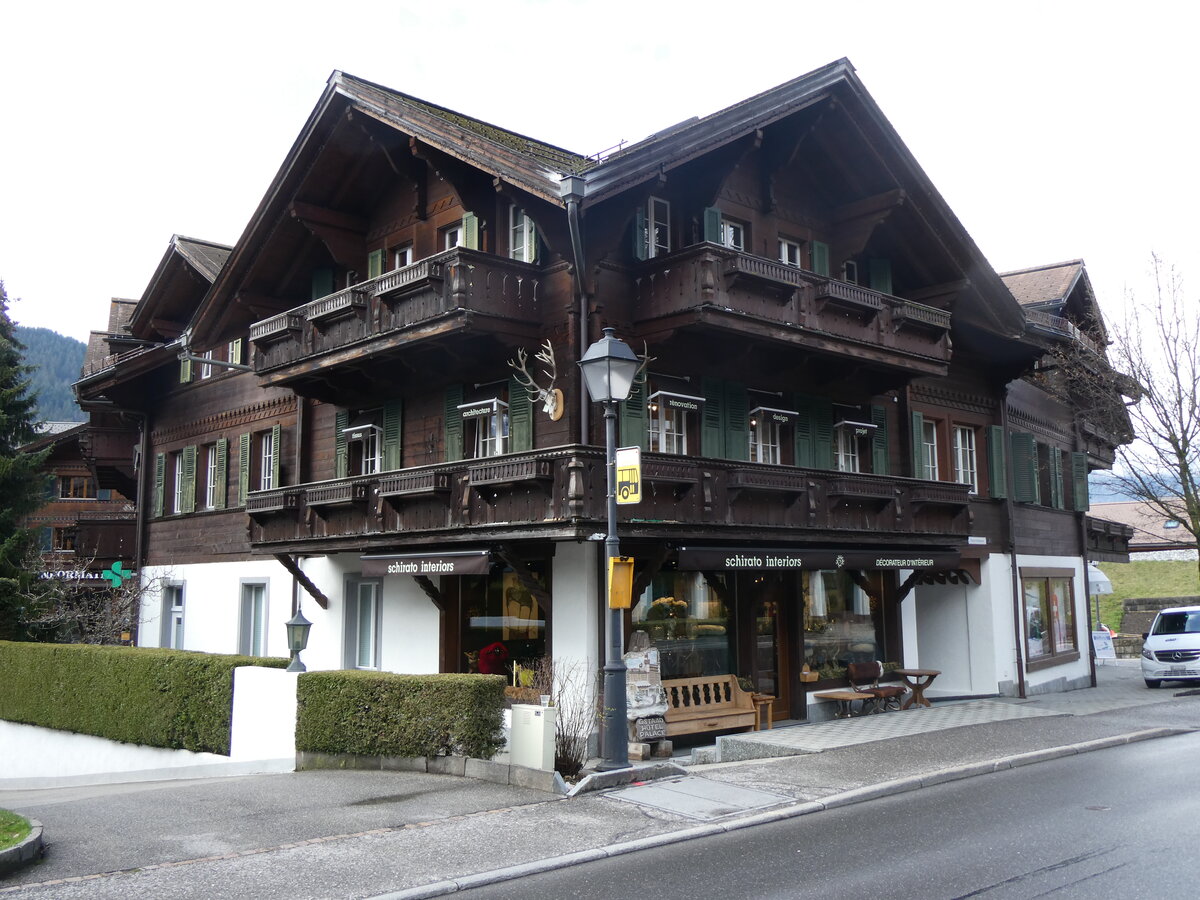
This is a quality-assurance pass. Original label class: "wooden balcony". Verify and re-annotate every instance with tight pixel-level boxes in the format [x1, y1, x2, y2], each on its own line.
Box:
[245, 447, 970, 554]
[1024, 308, 1104, 355]
[1087, 515, 1134, 563]
[75, 513, 136, 562]
[631, 245, 952, 377]
[249, 248, 544, 397]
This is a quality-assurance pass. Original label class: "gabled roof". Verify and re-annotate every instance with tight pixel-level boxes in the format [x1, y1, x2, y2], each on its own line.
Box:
[129, 235, 231, 342]
[1000, 260, 1084, 309]
[1090, 500, 1195, 550]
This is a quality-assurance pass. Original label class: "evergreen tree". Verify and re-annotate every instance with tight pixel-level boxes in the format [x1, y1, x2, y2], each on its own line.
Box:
[0, 281, 50, 639]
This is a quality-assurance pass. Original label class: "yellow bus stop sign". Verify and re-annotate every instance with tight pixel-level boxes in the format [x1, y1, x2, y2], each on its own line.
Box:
[615, 446, 641, 505]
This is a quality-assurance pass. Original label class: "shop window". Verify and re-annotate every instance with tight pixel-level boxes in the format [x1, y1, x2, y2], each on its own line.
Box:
[631, 571, 731, 680]
[953, 425, 979, 493]
[803, 570, 886, 681]
[58, 476, 97, 499]
[458, 564, 548, 675]
[161, 582, 185, 649]
[1022, 572, 1077, 663]
[344, 578, 381, 670]
[238, 582, 268, 657]
[779, 237, 803, 268]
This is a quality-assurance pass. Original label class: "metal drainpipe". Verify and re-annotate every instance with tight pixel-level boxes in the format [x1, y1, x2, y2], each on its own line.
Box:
[1077, 423, 1098, 688]
[1000, 389, 1027, 699]
[132, 410, 151, 646]
[561, 176, 590, 444]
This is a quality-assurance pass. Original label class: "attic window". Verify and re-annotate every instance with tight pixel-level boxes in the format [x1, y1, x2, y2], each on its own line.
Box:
[1165, 519, 1182, 529]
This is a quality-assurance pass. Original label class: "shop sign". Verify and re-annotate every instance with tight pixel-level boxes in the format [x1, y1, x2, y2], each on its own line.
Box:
[649, 391, 704, 412]
[749, 406, 799, 427]
[677, 546, 960, 571]
[635, 716, 667, 741]
[361, 550, 490, 577]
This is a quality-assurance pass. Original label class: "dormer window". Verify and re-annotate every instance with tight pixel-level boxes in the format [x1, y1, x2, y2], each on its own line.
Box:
[458, 398, 509, 458]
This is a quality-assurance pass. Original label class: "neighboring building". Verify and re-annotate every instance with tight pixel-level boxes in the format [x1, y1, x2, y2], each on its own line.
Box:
[75, 59, 1132, 717]
[1089, 501, 1197, 561]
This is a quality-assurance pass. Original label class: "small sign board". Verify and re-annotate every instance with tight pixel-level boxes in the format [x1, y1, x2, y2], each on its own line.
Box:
[1092, 630, 1116, 659]
[615, 445, 641, 505]
[635, 716, 667, 742]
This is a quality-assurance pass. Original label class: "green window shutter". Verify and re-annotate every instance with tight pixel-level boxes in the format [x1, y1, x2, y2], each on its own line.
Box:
[811, 241, 831, 277]
[214, 438, 228, 508]
[1047, 447, 1064, 509]
[724, 382, 748, 462]
[812, 398, 834, 469]
[1010, 432, 1039, 503]
[367, 249, 384, 280]
[633, 206, 648, 261]
[179, 357, 192, 384]
[444, 385, 464, 462]
[793, 394, 814, 467]
[335, 409, 349, 478]
[153, 453, 165, 517]
[869, 258, 893, 295]
[382, 401, 403, 470]
[910, 411, 927, 478]
[311, 267, 334, 300]
[701, 376, 725, 458]
[987, 425, 1008, 499]
[1071, 452, 1090, 511]
[238, 433, 251, 507]
[271, 424, 282, 489]
[703, 207, 723, 244]
[181, 445, 197, 514]
[461, 212, 480, 250]
[619, 375, 648, 450]
[508, 376, 533, 452]
[229, 339, 243, 366]
[871, 405, 889, 475]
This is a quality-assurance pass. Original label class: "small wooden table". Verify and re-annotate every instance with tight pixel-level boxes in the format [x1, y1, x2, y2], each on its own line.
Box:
[751, 693, 776, 730]
[894, 668, 941, 709]
[812, 690, 875, 718]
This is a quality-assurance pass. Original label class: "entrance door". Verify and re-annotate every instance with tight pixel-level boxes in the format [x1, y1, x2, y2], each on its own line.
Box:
[747, 573, 794, 722]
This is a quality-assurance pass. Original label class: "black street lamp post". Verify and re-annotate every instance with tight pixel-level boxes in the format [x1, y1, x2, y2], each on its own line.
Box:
[578, 327, 642, 770]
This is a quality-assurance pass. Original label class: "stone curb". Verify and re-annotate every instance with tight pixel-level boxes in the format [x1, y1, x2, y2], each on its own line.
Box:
[368, 728, 1185, 900]
[0, 818, 43, 877]
[296, 751, 568, 795]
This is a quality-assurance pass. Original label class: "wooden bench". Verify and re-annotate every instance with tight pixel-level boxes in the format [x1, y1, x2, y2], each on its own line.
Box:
[661, 675, 757, 737]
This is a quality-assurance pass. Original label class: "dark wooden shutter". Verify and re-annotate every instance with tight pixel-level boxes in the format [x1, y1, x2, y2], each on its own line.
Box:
[179, 358, 192, 384]
[214, 438, 228, 508]
[382, 401, 403, 470]
[1071, 452, 1090, 511]
[703, 207, 723, 244]
[620, 375, 648, 450]
[794, 395, 833, 469]
[508, 376, 532, 452]
[910, 411, 926, 478]
[181, 445, 197, 513]
[444, 385, 464, 462]
[632, 206, 648, 261]
[271, 424, 282, 489]
[811, 241, 831, 277]
[701, 376, 724, 458]
[987, 425, 1007, 499]
[238, 433, 251, 506]
[1010, 432, 1039, 503]
[869, 258, 893, 295]
[311, 268, 334, 300]
[153, 453, 165, 517]
[871, 405, 889, 475]
[461, 213, 480, 250]
[724, 382, 748, 462]
[793, 394, 814, 467]
[335, 409, 349, 477]
[367, 249, 384, 280]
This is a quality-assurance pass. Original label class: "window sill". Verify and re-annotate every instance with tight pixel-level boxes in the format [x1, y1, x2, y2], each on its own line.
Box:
[1025, 650, 1081, 673]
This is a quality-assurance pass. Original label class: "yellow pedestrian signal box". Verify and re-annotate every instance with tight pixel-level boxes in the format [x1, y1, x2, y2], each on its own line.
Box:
[608, 556, 635, 609]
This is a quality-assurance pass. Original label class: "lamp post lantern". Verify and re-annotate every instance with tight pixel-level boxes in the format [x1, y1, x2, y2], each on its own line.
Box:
[579, 327, 641, 770]
[285, 607, 312, 673]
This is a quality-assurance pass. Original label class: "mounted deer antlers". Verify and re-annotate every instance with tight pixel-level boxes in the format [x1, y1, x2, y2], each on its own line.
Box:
[508, 340, 563, 421]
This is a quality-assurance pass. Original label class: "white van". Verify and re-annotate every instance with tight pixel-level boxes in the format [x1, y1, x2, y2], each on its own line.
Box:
[1141, 606, 1200, 688]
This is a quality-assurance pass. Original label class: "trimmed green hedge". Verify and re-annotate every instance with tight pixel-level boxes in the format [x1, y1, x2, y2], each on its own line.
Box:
[297, 670, 505, 760]
[0, 641, 287, 755]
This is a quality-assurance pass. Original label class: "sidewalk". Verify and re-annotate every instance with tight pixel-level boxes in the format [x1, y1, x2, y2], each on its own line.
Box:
[2, 661, 1197, 899]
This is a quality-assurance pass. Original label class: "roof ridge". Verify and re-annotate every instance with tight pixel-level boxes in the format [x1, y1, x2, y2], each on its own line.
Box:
[998, 259, 1085, 277]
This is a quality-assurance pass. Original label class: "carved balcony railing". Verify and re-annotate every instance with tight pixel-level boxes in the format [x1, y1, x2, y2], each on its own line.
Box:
[245, 448, 971, 552]
[631, 245, 952, 375]
[250, 248, 543, 381]
[1024, 308, 1104, 356]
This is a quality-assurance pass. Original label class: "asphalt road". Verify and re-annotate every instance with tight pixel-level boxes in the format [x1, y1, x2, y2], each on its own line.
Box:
[452, 730, 1200, 899]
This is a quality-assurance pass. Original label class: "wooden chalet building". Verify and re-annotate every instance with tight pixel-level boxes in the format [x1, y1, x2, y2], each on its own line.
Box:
[75, 59, 1132, 722]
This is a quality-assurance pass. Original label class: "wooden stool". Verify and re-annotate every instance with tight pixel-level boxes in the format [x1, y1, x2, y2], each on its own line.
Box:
[751, 693, 776, 730]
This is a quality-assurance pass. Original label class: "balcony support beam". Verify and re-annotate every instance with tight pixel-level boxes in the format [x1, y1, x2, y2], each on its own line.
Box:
[273, 552, 330, 609]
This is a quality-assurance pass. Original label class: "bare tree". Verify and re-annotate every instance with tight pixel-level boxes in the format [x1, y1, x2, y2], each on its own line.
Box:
[17, 550, 154, 644]
[1103, 256, 1200, 580]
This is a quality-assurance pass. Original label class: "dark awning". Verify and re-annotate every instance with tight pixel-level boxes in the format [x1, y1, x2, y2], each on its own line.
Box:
[676, 546, 960, 572]
[361, 550, 490, 577]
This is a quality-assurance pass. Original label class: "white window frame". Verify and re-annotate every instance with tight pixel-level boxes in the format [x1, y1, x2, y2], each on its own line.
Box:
[199, 350, 214, 380]
[509, 206, 537, 262]
[749, 417, 782, 465]
[648, 392, 698, 456]
[259, 429, 275, 491]
[393, 243, 413, 270]
[843, 260, 859, 284]
[172, 451, 184, 514]
[227, 340, 241, 364]
[441, 225, 462, 251]
[204, 443, 219, 509]
[836, 427, 861, 473]
[239, 581, 269, 657]
[162, 582, 185, 649]
[648, 197, 670, 258]
[345, 579, 381, 670]
[721, 219, 746, 252]
[953, 425, 979, 493]
[922, 419, 940, 481]
[779, 238, 802, 268]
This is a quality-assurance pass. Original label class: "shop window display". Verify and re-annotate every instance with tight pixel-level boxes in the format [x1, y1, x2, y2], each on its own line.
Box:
[1023, 574, 1076, 661]
[459, 565, 548, 675]
[803, 569, 884, 680]
[631, 571, 732, 679]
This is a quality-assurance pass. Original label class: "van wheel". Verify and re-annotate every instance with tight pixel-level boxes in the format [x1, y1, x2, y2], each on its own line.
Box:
[1145, 679, 1162, 689]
